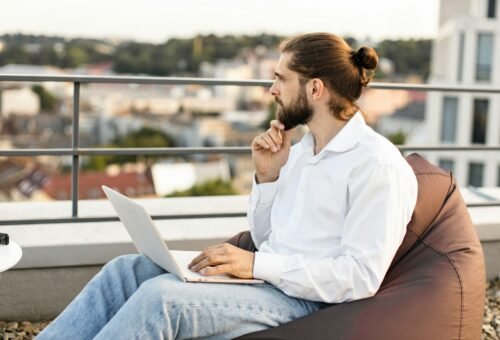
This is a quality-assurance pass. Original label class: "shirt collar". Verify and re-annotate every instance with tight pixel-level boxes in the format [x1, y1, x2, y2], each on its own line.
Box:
[300, 111, 367, 154]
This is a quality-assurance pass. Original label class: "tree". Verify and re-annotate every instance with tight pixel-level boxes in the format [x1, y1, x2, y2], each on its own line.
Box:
[0, 33, 432, 80]
[31, 85, 59, 112]
[82, 127, 175, 171]
[376, 39, 432, 79]
[388, 131, 406, 145]
[166, 178, 238, 197]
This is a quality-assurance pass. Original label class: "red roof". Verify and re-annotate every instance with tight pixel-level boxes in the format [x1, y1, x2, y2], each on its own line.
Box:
[42, 170, 155, 200]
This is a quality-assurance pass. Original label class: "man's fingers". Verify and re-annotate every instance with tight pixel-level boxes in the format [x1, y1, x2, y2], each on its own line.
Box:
[188, 245, 229, 269]
[270, 120, 285, 130]
[269, 120, 284, 146]
[266, 128, 282, 147]
[260, 134, 278, 152]
[200, 264, 233, 276]
[189, 250, 213, 268]
[190, 255, 228, 272]
[252, 135, 270, 150]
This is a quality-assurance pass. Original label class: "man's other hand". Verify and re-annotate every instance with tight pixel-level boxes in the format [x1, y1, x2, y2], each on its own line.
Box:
[251, 120, 292, 183]
[188, 243, 255, 279]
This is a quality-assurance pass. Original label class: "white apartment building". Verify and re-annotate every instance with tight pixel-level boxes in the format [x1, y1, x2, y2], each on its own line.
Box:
[423, 0, 500, 187]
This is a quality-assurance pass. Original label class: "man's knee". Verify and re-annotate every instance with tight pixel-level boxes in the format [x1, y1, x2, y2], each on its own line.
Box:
[135, 275, 189, 307]
[103, 254, 149, 274]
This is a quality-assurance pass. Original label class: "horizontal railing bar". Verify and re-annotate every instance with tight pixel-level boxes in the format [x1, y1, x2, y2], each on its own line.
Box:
[466, 202, 500, 207]
[0, 149, 74, 156]
[0, 147, 251, 157]
[0, 212, 247, 226]
[1, 74, 500, 93]
[4, 145, 500, 157]
[397, 145, 500, 151]
[0, 74, 272, 87]
[79, 147, 251, 156]
[369, 83, 500, 93]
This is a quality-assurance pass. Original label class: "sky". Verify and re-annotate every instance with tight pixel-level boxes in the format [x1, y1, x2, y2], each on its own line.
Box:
[1, 0, 440, 43]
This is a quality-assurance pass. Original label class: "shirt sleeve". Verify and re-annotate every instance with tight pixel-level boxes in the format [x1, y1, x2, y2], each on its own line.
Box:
[252, 163, 418, 303]
[247, 174, 279, 249]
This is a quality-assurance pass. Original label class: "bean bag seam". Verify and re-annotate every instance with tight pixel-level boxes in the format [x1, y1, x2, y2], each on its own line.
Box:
[420, 238, 445, 255]
[446, 253, 464, 340]
[420, 238, 464, 340]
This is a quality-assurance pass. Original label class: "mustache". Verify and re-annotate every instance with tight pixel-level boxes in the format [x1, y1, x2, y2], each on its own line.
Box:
[274, 97, 284, 106]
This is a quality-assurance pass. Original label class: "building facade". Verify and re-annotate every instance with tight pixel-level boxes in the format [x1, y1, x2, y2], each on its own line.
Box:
[423, 0, 500, 187]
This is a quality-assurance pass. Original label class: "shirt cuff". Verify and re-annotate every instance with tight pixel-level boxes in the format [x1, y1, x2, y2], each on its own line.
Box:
[251, 174, 279, 205]
[253, 251, 284, 286]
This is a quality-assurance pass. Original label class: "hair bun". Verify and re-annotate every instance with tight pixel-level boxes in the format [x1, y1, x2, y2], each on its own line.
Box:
[353, 47, 379, 71]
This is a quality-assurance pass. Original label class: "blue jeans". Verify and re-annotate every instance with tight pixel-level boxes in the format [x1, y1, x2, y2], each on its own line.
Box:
[38, 254, 326, 339]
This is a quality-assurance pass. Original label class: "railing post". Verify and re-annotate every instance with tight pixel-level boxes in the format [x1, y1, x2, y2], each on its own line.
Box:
[71, 82, 80, 217]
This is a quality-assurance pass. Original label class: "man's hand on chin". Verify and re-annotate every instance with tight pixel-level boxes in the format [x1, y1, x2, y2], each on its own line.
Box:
[188, 243, 255, 279]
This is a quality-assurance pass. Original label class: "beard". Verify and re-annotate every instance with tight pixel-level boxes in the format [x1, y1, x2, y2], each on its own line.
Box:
[275, 89, 314, 131]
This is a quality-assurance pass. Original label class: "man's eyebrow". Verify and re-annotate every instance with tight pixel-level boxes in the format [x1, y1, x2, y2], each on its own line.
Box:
[274, 71, 285, 80]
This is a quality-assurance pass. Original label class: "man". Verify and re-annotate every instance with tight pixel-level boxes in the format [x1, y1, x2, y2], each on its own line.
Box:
[38, 33, 417, 339]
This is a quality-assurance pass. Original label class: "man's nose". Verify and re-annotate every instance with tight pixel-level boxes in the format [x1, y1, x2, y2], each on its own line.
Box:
[269, 82, 279, 96]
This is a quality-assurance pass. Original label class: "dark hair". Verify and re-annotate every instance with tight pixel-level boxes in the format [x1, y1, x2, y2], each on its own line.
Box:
[280, 33, 379, 120]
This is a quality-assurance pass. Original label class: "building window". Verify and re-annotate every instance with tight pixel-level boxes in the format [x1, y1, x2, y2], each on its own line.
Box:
[476, 33, 494, 81]
[488, 0, 497, 18]
[471, 99, 488, 144]
[441, 97, 458, 143]
[439, 159, 455, 173]
[468, 162, 484, 187]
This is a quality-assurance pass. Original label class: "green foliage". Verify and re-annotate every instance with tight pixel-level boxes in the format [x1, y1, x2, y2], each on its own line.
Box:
[0, 33, 282, 75]
[113, 34, 284, 75]
[31, 85, 59, 112]
[376, 39, 431, 79]
[0, 34, 111, 68]
[82, 127, 175, 171]
[387, 131, 407, 145]
[166, 178, 238, 197]
[0, 33, 431, 80]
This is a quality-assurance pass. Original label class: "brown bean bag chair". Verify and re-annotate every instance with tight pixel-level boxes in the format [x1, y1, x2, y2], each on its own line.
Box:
[227, 153, 485, 340]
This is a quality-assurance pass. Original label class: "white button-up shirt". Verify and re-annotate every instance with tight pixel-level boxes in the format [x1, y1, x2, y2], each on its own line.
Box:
[248, 111, 418, 303]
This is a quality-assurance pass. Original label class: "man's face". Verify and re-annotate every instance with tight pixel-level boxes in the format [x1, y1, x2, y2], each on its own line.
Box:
[270, 53, 314, 130]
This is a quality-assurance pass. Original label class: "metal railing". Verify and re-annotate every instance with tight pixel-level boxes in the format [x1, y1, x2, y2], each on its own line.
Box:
[1, 74, 500, 226]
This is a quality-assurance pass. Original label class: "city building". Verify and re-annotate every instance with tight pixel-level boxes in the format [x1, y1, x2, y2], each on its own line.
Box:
[422, 0, 500, 187]
[151, 159, 231, 196]
[0, 87, 39, 116]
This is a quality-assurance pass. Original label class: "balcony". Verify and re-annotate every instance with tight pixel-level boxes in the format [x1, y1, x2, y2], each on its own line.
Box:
[0, 74, 499, 321]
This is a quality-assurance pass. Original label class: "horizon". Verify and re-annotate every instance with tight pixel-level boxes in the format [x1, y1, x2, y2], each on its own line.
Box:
[0, 31, 434, 45]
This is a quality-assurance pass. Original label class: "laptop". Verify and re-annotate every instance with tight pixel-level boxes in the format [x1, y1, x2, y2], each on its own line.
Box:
[102, 185, 264, 284]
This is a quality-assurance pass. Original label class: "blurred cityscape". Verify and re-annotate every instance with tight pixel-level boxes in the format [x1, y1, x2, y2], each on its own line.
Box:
[0, 0, 498, 202]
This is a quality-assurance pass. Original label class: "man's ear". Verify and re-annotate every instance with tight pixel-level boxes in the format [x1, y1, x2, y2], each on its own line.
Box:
[310, 78, 325, 100]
